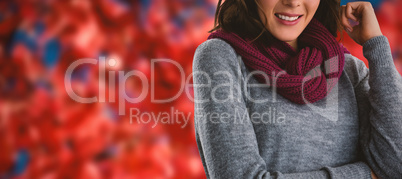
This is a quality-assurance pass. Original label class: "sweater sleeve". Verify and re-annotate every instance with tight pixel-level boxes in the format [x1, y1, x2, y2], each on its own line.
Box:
[351, 35, 402, 179]
[193, 39, 372, 179]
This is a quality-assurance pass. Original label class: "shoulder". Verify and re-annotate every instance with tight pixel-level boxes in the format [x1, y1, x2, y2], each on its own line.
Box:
[193, 38, 240, 72]
[343, 53, 369, 88]
[194, 38, 237, 58]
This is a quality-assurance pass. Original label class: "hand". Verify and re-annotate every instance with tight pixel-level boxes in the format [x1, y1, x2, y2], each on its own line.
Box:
[340, 1, 383, 45]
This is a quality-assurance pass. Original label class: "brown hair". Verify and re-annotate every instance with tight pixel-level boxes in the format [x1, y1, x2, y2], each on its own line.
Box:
[209, 0, 343, 43]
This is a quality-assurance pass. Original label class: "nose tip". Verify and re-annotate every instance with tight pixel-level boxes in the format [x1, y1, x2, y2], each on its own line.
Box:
[282, 0, 301, 7]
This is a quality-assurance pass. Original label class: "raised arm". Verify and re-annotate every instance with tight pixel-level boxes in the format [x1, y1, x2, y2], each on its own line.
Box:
[340, 2, 402, 178]
[351, 35, 402, 179]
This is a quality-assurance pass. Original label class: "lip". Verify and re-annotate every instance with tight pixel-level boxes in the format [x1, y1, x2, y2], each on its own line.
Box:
[276, 12, 303, 17]
[275, 13, 303, 26]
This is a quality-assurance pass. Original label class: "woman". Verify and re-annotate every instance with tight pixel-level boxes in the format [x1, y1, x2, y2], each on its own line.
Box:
[193, 0, 402, 178]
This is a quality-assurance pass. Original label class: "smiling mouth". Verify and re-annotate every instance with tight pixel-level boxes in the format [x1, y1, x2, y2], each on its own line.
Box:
[275, 14, 303, 21]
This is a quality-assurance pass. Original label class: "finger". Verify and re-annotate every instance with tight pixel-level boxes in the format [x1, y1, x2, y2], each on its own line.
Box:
[345, 3, 358, 22]
[340, 5, 353, 32]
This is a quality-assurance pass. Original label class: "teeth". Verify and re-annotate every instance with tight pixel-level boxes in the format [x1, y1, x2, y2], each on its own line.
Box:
[278, 14, 300, 21]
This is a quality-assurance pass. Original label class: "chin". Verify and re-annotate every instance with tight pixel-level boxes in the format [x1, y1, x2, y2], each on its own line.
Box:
[271, 28, 301, 41]
[273, 34, 299, 43]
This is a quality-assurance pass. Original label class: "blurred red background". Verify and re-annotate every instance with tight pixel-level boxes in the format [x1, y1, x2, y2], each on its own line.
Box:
[0, 0, 401, 178]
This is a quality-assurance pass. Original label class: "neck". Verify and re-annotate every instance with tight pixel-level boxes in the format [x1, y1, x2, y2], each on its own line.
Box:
[286, 40, 298, 52]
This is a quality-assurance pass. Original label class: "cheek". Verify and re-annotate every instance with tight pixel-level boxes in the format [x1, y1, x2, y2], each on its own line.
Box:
[257, 1, 277, 24]
[257, 0, 276, 14]
[309, 1, 321, 14]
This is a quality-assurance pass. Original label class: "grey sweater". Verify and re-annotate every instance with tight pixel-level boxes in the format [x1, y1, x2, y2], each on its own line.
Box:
[193, 35, 402, 179]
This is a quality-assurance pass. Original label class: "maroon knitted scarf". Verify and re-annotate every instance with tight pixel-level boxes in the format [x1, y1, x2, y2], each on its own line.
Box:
[208, 18, 349, 104]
